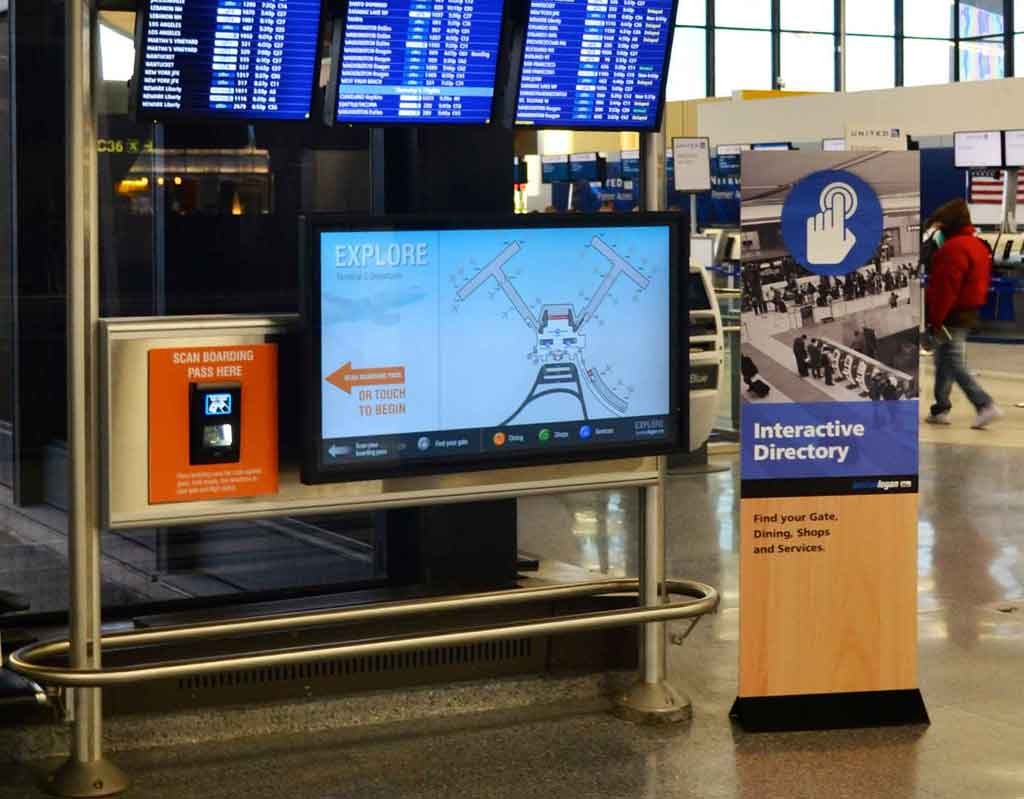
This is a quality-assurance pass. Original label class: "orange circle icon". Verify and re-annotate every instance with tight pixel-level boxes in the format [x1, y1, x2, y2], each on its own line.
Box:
[493, 432, 507, 447]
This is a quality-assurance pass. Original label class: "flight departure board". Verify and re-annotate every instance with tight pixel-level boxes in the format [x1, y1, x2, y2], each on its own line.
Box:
[137, 0, 322, 121]
[334, 0, 505, 124]
[515, 0, 675, 129]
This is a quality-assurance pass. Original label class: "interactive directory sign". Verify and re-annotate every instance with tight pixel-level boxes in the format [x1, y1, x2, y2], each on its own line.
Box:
[137, 0, 322, 120]
[306, 219, 681, 480]
[515, 0, 676, 129]
[954, 130, 1003, 168]
[334, 0, 505, 124]
[1004, 130, 1024, 167]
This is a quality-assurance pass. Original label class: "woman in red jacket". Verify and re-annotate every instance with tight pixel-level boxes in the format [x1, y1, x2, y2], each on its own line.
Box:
[925, 199, 1002, 429]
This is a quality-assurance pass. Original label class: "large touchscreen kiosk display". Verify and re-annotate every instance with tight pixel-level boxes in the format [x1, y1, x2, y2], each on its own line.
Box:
[308, 220, 680, 480]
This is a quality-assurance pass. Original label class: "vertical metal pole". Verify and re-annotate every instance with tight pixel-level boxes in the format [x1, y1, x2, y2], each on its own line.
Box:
[643, 131, 665, 212]
[46, 0, 129, 795]
[838, 0, 847, 93]
[615, 468, 691, 723]
[641, 479, 666, 687]
[1003, 168, 1019, 234]
[689, 193, 698, 235]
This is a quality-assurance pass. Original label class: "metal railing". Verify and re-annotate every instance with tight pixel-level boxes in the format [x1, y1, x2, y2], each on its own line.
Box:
[10, 578, 719, 687]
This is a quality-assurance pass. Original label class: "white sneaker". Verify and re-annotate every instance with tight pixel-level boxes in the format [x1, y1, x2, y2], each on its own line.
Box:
[972, 405, 1004, 430]
[926, 413, 951, 425]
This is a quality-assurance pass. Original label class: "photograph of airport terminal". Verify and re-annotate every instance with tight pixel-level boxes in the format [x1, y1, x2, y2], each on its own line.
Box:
[739, 152, 921, 405]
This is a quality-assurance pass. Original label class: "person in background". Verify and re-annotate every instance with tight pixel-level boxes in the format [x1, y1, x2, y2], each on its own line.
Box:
[925, 198, 1001, 429]
[808, 338, 823, 379]
[822, 348, 835, 387]
[793, 335, 809, 378]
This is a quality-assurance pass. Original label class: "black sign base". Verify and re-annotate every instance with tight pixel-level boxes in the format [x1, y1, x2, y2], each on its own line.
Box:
[730, 690, 929, 732]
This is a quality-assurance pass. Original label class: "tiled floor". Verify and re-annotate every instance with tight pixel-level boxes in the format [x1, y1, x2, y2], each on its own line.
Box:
[3, 353, 1024, 797]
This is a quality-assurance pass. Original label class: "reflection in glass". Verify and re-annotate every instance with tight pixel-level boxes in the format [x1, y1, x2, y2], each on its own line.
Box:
[904, 38, 954, 86]
[666, 27, 707, 101]
[959, 0, 1004, 37]
[780, 32, 835, 92]
[845, 35, 895, 91]
[715, 29, 772, 96]
[100, 21, 136, 81]
[959, 37, 1005, 81]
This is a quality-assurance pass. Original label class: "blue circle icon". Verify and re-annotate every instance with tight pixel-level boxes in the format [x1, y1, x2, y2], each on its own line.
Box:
[579, 425, 593, 440]
[780, 169, 884, 276]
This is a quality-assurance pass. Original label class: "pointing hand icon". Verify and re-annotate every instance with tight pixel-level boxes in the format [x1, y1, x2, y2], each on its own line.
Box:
[806, 182, 858, 265]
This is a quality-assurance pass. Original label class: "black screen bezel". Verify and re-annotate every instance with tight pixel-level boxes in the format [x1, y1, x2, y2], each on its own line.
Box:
[301, 213, 688, 484]
[511, 0, 680, 132]
[953, 129, 1005, 169]
[327, 0, 510, 128]
[132, 0, 328, 125]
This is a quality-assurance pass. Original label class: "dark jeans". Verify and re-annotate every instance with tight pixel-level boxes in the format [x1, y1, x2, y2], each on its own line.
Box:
[931, 327, 993, 416]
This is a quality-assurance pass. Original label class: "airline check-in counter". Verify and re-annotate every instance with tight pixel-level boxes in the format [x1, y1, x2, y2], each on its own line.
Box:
[966, 231, 1024, 330]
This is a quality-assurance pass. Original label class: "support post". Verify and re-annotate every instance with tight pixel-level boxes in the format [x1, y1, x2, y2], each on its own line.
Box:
[643, 130, 665, 212]
[1002, 167, 1019, 234]
[45, 0, 129, 795]
[615, 465, 692, 723]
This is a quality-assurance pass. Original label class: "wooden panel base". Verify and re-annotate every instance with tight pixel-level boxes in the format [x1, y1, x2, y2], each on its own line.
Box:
[738, 493, 918, 697]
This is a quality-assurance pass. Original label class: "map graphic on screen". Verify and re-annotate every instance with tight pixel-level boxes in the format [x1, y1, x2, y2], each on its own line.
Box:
[315, 225, 674, 471]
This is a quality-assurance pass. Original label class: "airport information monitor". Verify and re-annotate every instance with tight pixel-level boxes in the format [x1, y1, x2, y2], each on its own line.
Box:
[303, 215, 685, 482]
[514, 0, 676, 130]
[1005, 130, 1024, 167]
[954, 130, 1003, 168]
[136, 0, 323, 120]
[334, 0, 505, 123]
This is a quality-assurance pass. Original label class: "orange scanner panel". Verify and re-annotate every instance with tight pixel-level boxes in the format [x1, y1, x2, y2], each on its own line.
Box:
[148, 344, 279, 504]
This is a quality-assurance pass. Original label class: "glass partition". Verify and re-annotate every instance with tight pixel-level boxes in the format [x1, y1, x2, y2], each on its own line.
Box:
[0, 3, 11, 488]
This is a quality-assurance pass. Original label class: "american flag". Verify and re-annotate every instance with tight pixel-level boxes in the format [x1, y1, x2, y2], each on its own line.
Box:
[968, 168, 1024, 205]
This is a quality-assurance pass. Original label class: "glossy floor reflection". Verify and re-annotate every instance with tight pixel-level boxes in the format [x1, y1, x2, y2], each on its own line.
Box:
[3, 437, 1023, 797]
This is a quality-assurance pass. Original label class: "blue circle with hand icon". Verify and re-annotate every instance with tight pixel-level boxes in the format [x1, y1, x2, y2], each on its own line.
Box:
[780, 169, 884, 276]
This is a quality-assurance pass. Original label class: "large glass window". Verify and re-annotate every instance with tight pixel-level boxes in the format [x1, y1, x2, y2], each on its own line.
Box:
[715, 28, 772, 94]
[780, 32, 836, 91]
[959, 36, 1005, 80]
[666, 26, 708, 100]
[714, 0, 771, 30]
[904, 37, 955, 86]
[780, 0, 834, 33]
[676, 0, 706, 26]
[845, 34, 896, 90]
[904, 0, 954, 38]
[846, 0, 895, 35]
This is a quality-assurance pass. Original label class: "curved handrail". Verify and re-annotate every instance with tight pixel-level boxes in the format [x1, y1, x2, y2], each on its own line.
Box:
[10, 579, 718, 688]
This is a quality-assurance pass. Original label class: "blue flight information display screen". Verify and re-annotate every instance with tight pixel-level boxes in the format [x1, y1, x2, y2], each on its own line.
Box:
[138, 0, 322, 120]
[315, 225, 675, 472]
[335, 0, 505, 124]
[515, 0, 675, 129]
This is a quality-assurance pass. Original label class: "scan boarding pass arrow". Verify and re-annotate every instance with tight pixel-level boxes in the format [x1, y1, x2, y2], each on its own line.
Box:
[326, 362, 406, 395]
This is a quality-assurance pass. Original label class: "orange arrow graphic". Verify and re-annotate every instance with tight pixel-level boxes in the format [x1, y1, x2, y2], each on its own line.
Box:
[326, 362, 406, 395]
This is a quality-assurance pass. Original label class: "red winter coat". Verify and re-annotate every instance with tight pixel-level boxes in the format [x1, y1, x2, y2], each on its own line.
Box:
[926, 225, 992, 328]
